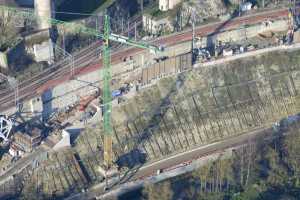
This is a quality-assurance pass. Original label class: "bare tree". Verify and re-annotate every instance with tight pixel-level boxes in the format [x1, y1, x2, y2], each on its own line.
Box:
[245, 140, 253, 186]
[0, 10, 18, 51]
[142, 181, 173, 200]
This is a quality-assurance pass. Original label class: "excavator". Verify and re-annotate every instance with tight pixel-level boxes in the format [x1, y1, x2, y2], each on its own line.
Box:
[77, 90, 100, 112]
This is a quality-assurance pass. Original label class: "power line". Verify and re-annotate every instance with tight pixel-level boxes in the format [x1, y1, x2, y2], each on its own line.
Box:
[54, 11, 100, 17]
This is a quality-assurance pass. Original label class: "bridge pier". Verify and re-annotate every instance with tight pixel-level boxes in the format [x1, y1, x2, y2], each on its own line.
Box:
[34, 0, 53, 30]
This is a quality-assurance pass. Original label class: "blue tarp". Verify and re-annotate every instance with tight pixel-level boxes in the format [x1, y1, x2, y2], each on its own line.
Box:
[112, 90, 121, 98]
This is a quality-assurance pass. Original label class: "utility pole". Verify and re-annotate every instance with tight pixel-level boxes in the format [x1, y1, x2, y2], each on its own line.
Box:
[191, 8, 197, 64]
[180, 8, 183, 31]
[140, 0, 144, 15]
[96, 14, 102, 35]
[127, 20, 130, 37]
[293, 0, 296, 15]
[52, 42, 74, 77]
[135, 21, 137, 41]
[62, 30, 66, 57]
[192, 9, 195, 52]
[11, 79, 18, 108]
[243, 21, 247, 40]
[140, 0, 144, 29]
[15, 81, 18, 108]
[70, 56, 75, 77]
[5, 76, 19, 110]
[121, 17, 124, 35]
[95, 14, 98, 33]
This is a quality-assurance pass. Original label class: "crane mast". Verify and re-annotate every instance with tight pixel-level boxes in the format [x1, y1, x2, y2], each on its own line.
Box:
[103, 15, 113, 169]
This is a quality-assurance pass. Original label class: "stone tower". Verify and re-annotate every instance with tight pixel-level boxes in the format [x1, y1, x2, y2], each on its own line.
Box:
[34, 0, 52, 30]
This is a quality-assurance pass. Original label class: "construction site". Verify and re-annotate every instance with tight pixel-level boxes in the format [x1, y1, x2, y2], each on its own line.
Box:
[0, 0, 300, 199]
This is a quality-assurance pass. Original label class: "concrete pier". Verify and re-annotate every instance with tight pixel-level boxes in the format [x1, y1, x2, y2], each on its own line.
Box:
[34, 0, 52, 30]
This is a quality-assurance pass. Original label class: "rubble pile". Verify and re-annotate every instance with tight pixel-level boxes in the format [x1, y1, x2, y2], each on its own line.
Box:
[180, 0, 231, 25]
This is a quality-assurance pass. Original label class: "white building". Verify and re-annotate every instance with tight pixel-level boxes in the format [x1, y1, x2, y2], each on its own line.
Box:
[240, 2, 252, 12]
[159, 0, 182, 11]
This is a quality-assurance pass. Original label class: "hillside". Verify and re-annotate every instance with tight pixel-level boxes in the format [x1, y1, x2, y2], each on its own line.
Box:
[125, 119, 300, 200]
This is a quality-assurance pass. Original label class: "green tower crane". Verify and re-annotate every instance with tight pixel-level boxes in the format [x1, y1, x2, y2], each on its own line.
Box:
[0, 6, 162, 169]
[102, 15, 113, 168]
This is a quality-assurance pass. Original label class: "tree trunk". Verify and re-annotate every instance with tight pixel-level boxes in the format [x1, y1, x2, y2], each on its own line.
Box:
[240, 149, 244, 186]
[140, 0, 144, 14]
[204, 177, 207, 192]
[245, 142, 252, 186]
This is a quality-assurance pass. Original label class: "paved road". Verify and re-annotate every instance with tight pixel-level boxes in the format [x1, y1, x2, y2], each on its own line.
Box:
[0, 7, 292, 113]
